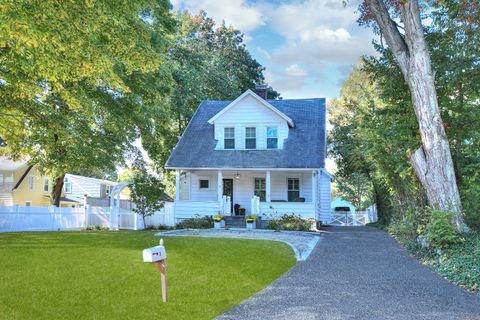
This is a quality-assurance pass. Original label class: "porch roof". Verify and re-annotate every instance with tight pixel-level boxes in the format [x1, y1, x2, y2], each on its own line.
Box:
[166, 98, 326, 169]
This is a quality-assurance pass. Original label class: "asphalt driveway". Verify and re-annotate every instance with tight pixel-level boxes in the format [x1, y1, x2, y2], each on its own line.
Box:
[218, 227, 480, 320]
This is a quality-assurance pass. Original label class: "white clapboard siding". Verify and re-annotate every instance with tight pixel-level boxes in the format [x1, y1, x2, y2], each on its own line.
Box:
[0, 192, 13, 206]
[259, 202, 315, 219]
[188, 171, 218, 201]
[317, 171, 332, 223]
[213, 95, 289, 150]
[173, 201, 220, 220]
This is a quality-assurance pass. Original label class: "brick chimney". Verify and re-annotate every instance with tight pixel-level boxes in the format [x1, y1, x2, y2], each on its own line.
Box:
[254, 84, 268, 100]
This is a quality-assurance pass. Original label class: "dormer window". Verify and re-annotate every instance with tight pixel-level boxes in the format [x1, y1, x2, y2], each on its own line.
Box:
[267, 127, 278, 149]
[224, 127, 235, 149]
[245, 127, 256, 149]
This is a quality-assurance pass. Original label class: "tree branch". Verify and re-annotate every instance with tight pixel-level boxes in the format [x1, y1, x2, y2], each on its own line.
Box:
[365, 0, 410, 76]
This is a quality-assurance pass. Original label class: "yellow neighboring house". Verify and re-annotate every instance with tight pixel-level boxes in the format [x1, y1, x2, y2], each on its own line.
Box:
[0, 157, 130, 207]
[0, 158, 55, 207]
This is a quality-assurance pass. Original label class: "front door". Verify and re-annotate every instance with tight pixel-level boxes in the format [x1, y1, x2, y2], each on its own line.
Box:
[222, 179, 233, 214]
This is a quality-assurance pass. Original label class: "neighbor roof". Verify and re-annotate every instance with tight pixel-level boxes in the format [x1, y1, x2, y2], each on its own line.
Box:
[165, 97, 326, 169]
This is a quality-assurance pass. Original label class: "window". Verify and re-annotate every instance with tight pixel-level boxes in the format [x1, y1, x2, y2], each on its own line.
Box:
[28, 176, 35, 191]
[64, 178, 72, 193]
[105, 185, 111, 198]
[199, 179, 209, 189]
[25, 201, 31, 207]
[245, 127, 256, 149]
[224, 127, 235, 149]
[287, 178, 300, 201]
[254, 178, 266, 202]
[267, 127, 278, 149]
[43, 177, 50, 192]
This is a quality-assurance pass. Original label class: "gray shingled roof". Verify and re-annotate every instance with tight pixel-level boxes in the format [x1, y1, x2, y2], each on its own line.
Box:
[165, 98, 326, 169]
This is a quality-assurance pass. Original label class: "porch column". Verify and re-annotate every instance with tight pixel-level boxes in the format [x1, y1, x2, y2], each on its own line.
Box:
[266, 170, 271, 203]
[217, 170, 223, 203]
[175, 170, 180, 201]
[312, 170, 317, 206]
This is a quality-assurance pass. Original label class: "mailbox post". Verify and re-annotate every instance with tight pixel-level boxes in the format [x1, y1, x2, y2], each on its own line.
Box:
[143, 239, 167, 303]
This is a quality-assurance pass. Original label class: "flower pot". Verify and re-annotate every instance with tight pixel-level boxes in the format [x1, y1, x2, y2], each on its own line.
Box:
[246, 221, 256, 230]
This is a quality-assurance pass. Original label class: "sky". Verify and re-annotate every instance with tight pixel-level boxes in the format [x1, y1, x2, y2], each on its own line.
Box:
[170, 0, 377, 100]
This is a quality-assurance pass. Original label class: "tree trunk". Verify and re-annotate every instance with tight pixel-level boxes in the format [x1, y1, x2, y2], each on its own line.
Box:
[365, 0, 467, 232]
[52, 174, 65, 207]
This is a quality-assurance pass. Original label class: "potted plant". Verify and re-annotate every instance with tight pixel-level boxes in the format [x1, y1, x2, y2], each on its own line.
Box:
[214, 214, 225, 229]
[246, 214, 259, 230]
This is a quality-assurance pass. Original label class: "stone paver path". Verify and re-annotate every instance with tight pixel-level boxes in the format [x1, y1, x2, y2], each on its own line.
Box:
[218, 227, 480, 320]
[155, 228, 320, 261]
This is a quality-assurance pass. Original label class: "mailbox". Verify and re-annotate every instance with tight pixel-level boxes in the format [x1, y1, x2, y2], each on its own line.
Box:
[143, 245, 166, 263]
[143, 239, 168, 303]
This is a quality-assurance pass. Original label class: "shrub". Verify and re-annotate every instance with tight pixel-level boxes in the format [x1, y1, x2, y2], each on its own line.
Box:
[387, 218, 417, 243]
[246, 214, 259, 223]
[425, 209, 462, 249]
[86, 225, 109, 231]
[144, 224, 173, 231]
[265, 213, 313, 232]
[176, 215, 214, 229]
[213, 214, 223, 222]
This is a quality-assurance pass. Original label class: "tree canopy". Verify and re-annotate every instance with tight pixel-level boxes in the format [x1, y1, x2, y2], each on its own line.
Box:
[332, 0, 480, 229]
[0, 0, 175, 205]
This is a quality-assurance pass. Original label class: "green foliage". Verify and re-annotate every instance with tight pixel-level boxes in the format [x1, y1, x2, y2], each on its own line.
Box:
[425, 209, 462, 249]
[0, 0, 175, 203]
[387, 219, 417, 243]
[333, 1, 480, 229]
[130, 167, 166, 227]
[176, 215, 214, 229]
[246, 214, 259, 223]
[0, 231, 295, 319]
[213, 214, 224, 222]
[86, 225, 109, 231]
[436, 231, 480, 293]
[265, 213, 313, 232]
[141, 11, 279, 173]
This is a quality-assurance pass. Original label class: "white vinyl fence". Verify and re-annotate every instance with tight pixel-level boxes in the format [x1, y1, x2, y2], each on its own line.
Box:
[330, 204, 378, 227]
[0, 202, 174, 233]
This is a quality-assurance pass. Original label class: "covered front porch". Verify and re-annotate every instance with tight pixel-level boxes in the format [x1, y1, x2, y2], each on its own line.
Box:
[173, 168, 318, 221]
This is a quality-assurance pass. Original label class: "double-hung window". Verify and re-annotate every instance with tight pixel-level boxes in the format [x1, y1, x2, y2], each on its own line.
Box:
[43, 177, 50, 192]
[224, 127, 235, 149]
[245, 127, 256, 149]
[254, 178, 266, 202]
[287, 178, 300, 201]
[64, 178, 72, 193]
[28, 176, 35, 191]
[267, 127, 278, 149]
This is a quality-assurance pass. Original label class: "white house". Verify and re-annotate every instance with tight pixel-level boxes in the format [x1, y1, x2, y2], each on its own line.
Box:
[62, 174, 130, 206]
[165, 87, 333, 224]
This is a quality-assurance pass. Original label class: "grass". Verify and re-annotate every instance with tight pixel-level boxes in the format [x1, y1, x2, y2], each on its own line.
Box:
[0, 231, 296, 319]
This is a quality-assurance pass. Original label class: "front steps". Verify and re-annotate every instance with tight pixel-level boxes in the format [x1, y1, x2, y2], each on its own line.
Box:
[224, 216, 246, 228]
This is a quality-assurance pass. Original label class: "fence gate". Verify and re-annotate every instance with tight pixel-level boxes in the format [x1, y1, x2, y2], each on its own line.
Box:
[329, 205, 378, 226]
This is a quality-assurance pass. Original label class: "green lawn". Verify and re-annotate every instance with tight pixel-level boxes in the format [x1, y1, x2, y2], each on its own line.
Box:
[0, 231, 295, 319]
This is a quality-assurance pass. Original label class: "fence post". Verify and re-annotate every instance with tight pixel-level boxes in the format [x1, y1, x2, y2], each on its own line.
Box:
[83, 196, 88, 229]
[13, 205, 20, 232]
[134, 212, 138, 231]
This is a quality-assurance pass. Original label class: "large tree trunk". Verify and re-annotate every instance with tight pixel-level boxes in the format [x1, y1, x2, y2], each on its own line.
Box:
[52, 174, 65, 207]
[365, 0, 467, 231]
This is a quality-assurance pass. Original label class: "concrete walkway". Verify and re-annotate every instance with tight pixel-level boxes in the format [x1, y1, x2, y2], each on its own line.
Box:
[218, 227, 480, 320]
[156, 228, 320, 261]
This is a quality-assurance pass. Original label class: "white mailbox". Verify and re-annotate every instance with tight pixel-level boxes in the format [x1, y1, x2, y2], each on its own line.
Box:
[143, 245, 167, 263]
